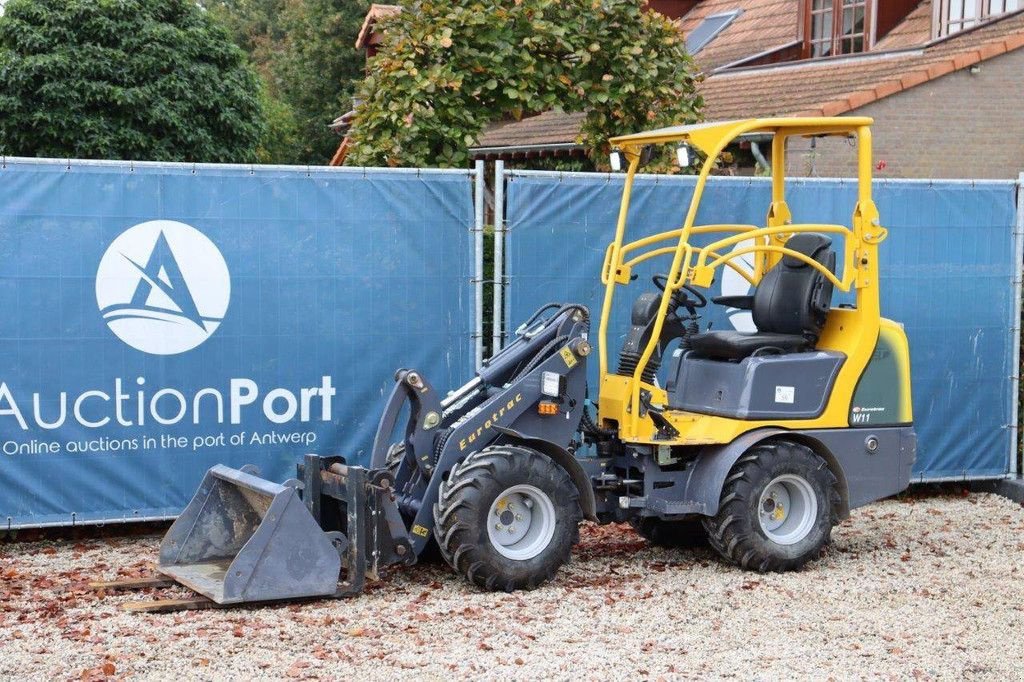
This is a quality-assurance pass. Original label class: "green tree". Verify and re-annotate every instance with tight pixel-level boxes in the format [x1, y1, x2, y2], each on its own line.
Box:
[205, 0, 369, 164]
[0, 0, 264, 162]
[274, 0, 369, 162]
[346, 0, 703, 168]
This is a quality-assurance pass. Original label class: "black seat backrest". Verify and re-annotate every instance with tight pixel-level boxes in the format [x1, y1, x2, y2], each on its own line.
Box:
[752, 233, 835, 339]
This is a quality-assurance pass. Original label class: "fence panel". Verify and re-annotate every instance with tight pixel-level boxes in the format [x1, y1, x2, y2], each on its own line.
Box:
[504, 171, 1020, 481]
[0, 159, 476, 528]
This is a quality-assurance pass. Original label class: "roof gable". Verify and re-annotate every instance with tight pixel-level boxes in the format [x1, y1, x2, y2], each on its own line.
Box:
[355, 4, 400, 50]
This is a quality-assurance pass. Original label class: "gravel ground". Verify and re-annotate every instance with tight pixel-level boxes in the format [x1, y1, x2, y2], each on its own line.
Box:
[2, 490, 1023, 681]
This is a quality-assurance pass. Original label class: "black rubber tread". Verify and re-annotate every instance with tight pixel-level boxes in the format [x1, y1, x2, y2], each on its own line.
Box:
[702, 440, 840, 573]
[384, 442, 405, 474]
[432, 445, 582, 592]
[630, 517, 708, 548]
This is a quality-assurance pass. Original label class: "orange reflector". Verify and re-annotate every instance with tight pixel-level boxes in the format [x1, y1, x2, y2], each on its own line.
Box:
[537, 401, 559, 416]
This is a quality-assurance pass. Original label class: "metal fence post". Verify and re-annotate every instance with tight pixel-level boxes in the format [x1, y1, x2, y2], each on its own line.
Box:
[1011, 172, 1024, 476]
[474, 159, 485, 370]
[492, 160, 506, 355]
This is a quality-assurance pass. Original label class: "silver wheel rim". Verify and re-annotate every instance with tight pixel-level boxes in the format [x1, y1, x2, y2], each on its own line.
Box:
[486, 484, 556, 560]
[757, 474, 817, 546]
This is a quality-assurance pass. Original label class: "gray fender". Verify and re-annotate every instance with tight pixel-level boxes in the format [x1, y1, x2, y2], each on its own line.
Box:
[687, 428, 851, 518]
[495, 427, 598, 522]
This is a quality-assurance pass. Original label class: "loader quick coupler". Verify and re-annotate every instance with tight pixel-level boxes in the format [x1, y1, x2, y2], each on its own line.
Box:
[298, 455, 416, 582]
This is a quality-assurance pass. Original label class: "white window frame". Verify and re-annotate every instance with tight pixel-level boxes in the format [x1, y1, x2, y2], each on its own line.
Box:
[933, 0, 1021, 38]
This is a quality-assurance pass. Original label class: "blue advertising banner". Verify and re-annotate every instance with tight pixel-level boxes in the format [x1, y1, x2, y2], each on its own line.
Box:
[0, 159, 476, 528]
[504, 171, 1020, 481]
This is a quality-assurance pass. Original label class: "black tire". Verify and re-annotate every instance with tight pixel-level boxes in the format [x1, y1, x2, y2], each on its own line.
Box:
[433, 445, 582, 591]
[384, 442, 406, 475]
[631, 517, 707, 548]
[702, 440, 840, 572]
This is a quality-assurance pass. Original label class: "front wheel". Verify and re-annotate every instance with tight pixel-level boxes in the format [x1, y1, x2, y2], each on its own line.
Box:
[433, 445, 582, 591]
[703, 440, 839, 572]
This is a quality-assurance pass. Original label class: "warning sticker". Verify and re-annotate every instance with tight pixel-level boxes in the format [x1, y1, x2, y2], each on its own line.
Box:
[775, 386, 795, 404]
[559, 347, 577, 369]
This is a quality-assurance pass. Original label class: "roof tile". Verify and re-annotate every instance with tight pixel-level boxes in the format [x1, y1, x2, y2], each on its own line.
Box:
[873, 79, 904, 99]
[475, 111, 587, 148]
[899, 69, 930, 89]
[1004, 31, 1024, 50]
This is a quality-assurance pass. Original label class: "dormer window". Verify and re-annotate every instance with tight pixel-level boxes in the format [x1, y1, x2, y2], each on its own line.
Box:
[804, 0, 873, 58]
[935, 0, 1021, 37]
[686, 9, 743, 54]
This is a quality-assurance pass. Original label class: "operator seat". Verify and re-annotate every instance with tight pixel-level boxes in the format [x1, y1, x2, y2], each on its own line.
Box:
[687, 233, 836, 361]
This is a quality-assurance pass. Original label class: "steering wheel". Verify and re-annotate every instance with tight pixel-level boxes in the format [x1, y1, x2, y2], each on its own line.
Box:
[652, 274, 707, 309]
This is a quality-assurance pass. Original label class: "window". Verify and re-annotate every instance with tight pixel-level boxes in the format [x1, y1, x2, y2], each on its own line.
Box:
[937, 0, 1020, 35]
[804, 0, 872, 58]
[686, 10, 742, 54]
[989, 0, 1022, 12]
[808, 0, 834, 56]
[936, 0, 1021, 34]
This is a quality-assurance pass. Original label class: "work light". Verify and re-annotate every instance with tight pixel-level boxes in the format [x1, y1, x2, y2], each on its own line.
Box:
[540, 371, 565, 397]
[609, 150, 624, 172]
[676, 144, 691, 167]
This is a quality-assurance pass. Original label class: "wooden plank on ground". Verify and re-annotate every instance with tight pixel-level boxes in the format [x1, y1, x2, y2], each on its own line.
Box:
[121, 597, 219, 613]
[88, 576, 175, 591]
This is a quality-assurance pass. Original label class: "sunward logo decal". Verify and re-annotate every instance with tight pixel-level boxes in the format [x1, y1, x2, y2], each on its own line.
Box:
[95, 220, 230, 355]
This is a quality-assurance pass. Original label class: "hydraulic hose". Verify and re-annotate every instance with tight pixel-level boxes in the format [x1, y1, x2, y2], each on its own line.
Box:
[512, 334, 569, 383]
[580, 404, 614, 439]
[518, 302, 590, 335]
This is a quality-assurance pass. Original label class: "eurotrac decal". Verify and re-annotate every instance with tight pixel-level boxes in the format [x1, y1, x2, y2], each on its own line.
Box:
[1, 220, 332, 458]
[458, 393, 524, 451]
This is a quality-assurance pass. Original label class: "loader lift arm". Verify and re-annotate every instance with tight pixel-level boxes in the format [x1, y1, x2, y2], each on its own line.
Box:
[151, 302, 594, 606]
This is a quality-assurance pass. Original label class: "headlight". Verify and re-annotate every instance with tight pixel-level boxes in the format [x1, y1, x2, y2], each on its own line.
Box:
[541, 371, 565, 398]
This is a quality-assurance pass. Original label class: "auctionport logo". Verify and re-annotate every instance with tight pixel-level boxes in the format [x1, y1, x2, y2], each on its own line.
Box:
[95, 220, 230, 355]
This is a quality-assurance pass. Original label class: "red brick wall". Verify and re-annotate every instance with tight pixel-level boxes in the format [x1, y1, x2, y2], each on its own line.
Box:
[785, 47, 1024, 179]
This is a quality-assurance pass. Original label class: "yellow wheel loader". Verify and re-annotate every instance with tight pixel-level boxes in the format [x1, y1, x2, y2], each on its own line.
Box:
[143, 117, 914, 609]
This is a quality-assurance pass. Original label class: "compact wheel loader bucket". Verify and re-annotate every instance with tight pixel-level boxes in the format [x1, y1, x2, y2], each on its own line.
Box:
[158, 464, 343, 604]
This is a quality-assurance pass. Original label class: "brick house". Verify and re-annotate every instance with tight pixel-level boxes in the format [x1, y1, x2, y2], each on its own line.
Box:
[473, 1, 1024, 178]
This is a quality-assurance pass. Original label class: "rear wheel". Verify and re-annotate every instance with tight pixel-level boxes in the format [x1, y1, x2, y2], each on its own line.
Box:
[433, 445, 582, 591]
[703, 440, 839, 572]
[630, 517, 707, 548]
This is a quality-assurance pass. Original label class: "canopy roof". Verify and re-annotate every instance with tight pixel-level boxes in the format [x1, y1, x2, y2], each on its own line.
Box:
[609, 117, 873, 155]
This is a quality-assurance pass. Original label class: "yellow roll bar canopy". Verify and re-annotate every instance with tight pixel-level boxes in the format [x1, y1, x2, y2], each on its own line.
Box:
[598, 117, 887, 441]
[609, 117, 872, 152]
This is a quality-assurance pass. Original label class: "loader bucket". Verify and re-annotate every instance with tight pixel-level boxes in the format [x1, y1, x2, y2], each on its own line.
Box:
[158, 464, 342, 604]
